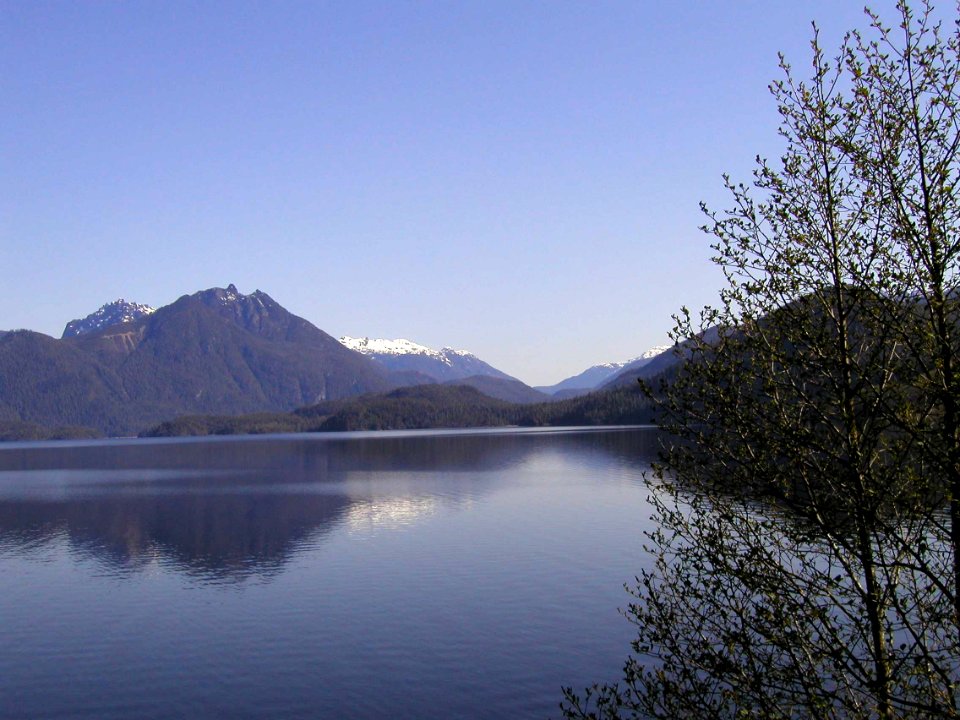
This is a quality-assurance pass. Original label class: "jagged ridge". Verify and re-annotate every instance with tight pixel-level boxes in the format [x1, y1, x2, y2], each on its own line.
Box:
[62, 299, 155, 338]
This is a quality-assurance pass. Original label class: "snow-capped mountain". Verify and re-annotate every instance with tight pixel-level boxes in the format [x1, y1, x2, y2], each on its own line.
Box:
[602, 344, 673, 375]
[62, 299, 156, 338]
[341, 336, 462, 360]
[537, 344, 672, 396]
[340, 336, 517, 383]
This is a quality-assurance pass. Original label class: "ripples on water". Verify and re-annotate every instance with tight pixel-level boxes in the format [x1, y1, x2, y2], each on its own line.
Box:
[0, 427, 660, 720]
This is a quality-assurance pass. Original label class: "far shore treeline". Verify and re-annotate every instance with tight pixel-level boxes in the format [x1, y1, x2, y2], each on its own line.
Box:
[140, 383, 659, 438]
[0, 382, 662, 441]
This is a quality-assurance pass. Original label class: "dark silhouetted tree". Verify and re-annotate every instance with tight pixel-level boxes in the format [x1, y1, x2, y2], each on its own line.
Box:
[562, 3, 960, 718]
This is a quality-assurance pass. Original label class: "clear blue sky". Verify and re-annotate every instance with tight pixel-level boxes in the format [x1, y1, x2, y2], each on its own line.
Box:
[2, 1, 875, 385]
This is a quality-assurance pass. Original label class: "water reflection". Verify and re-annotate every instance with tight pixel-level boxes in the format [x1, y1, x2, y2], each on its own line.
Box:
[0, 427, 659, 582]
[0, 491, 352, 582]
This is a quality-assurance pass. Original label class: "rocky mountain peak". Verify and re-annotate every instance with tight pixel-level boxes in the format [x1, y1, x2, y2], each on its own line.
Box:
[62, 299, 155, 338]
[186, 285, 341, 348]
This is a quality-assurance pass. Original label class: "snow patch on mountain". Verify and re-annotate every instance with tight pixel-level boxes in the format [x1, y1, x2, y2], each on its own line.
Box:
[603, 344, 673, 372]
[340, 336, 514, 382]
[62, 299, 156, 338]
[536, 344, 674, 396]
[215, 283, 245, 305]
[340, 336, 478, 366]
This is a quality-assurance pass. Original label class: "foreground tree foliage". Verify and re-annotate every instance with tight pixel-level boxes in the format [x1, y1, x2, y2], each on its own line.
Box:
[562, 3, 960, 718]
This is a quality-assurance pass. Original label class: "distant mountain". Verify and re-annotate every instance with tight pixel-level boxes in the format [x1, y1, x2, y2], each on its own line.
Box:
[340, 336, 516, 383]
[338, 336, 548, 402]
[616, 344, 675, 374]
[601, 334, 718, 390]
[442, 375, 550, 404]
[62, 299, 155, 338]
[1, 286, 679, 438]
[0, 285, 393, 435]
[537, 345, 672, 397]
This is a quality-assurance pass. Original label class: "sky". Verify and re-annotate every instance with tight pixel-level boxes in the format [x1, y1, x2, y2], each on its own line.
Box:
[2, 1, 878, 386]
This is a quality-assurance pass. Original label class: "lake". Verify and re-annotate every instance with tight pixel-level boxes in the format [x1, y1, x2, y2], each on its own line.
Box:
[0, 426, 660, 720]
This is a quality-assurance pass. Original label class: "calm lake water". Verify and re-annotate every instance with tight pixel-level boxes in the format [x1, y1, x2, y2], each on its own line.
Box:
[0, 426, 660, 720]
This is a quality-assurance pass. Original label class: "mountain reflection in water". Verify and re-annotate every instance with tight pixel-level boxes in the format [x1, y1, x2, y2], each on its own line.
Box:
[0, 427, 660, 720]
[0, 428, 657, 583]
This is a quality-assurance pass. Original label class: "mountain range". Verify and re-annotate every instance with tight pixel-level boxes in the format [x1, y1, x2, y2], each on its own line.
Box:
[0, 285, 673, 436]
[340, 336, 516, 382]
[535, 345, 672, 397]
[340, 335, 671, 399]
[339, 336, 550, 403]
[0, 285, 392, 435]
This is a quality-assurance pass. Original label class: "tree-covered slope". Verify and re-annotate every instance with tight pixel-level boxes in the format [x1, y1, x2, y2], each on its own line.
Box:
[0, 286, 394, 435]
